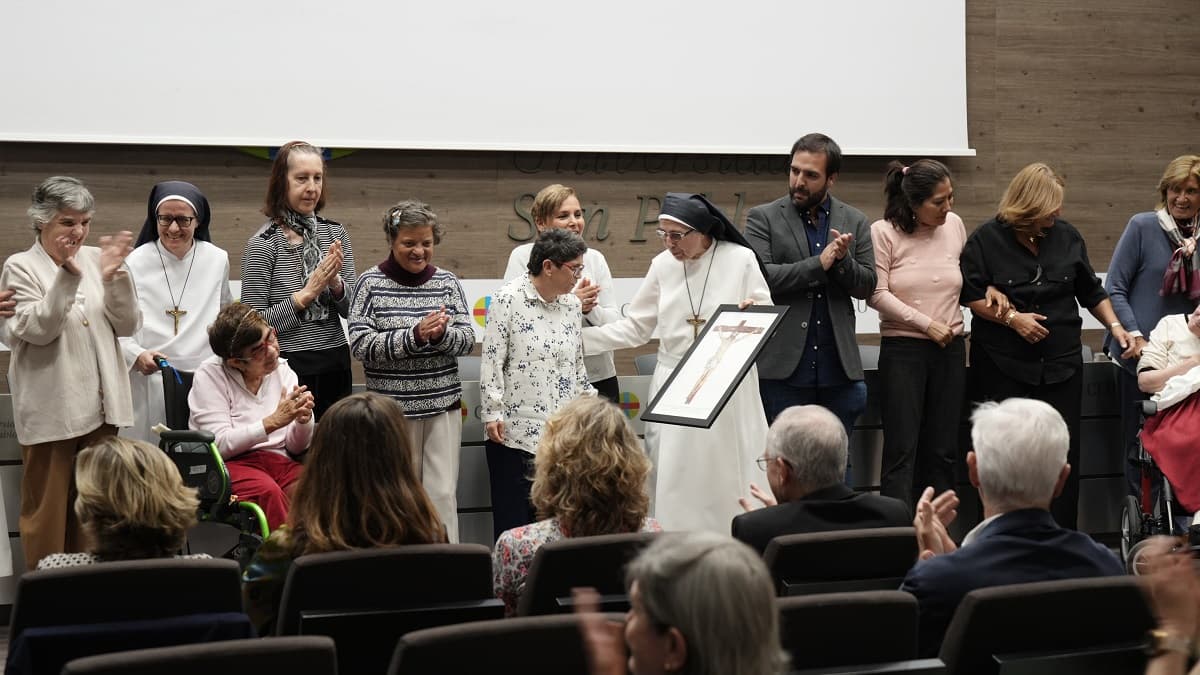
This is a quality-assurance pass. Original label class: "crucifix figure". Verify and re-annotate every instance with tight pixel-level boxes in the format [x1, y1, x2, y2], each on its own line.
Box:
[686, 315, 706, 340]
[166, 307, 187, 335]
[685, 319, 764, 404]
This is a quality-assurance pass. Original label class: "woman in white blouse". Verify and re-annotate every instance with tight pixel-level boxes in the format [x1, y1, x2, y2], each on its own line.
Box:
[481, 228, 595, 540]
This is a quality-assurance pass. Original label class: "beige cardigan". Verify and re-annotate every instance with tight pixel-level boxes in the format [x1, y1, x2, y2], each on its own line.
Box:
[1, 241, 140, 445]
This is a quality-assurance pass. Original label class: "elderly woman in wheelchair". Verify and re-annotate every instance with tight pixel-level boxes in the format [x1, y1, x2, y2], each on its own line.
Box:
[1123, 306, 1200, 567]
[187, 303, 314, 531]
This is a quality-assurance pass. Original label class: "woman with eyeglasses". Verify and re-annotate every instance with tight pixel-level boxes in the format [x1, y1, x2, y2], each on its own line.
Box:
[120, 181, 233, 443]
[241, 141, 356, 420]
[960, 163, 1130, 529]
[188, 302, 314, 530]
[582, 193, 772, 534]
[503, 184, 622, 402]
[481, 228, 596, 540]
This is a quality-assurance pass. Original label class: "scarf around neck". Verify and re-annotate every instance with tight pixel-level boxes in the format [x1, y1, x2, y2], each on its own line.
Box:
[281, 210, 330, 321]
[1157, 208, 1200, 300]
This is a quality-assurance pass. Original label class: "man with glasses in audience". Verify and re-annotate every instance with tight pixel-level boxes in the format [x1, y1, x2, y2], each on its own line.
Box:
[732, 405, 911, 555]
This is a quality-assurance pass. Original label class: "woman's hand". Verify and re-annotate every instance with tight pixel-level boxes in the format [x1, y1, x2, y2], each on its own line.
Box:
[485, 420, 505, 444]
[416, 306, 450, 343]
[322, 240, 345, 294]
[1010, 312, 1049, 343]
[0, 288, 16, 319]
[737, 298, 756, 310]
[134, 350, 168, 375]
[984, 286, 1012, 318]
[573, 587, 629, 675]
[1123, 335, 1148, 360]
[98, 231, 135, 282]
[574, 278, 599, 314]
[924, 321, 954, 348]
[265, 385, 314, 432]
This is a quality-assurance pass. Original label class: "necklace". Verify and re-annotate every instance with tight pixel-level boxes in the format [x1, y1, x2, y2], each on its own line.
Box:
[155, 240, 197, 335]
[684, 242, 717, 340]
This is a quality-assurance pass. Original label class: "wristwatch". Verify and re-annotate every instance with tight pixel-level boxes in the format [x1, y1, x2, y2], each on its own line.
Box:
[1146, 628, 1194, 657]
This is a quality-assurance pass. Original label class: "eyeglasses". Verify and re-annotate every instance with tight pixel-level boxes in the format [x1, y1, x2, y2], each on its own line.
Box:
[561, 262, 585, 278]
[241, 327, 277, 361]
[655, 228, 694, 243]
[156, 215, 196, 227]
[755, 455, 793, 471]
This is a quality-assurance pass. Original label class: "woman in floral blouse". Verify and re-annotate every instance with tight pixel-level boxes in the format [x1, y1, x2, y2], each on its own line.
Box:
[481, 228, 595, 540]
[492, 395, 658, 615]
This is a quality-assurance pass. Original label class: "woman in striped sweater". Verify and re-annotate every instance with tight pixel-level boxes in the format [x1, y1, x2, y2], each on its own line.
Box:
[348, 200, 474, 542]
[240, 141, 356, 419]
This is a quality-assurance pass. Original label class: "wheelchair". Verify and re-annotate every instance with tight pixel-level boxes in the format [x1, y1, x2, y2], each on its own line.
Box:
[1119, 399, 1193, 572]
[157, 360, 269, 568]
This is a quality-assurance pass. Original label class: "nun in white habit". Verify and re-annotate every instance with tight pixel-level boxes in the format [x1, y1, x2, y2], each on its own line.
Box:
[120, 181, 233, 441]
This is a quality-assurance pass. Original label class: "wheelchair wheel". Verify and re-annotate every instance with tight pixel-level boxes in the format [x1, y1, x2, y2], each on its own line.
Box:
[1120, 494, 1144, 570]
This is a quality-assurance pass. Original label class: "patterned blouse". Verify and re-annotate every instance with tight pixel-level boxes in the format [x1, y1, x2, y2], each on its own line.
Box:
[480, 274, 594, 453]
[492, 516, 661, 616]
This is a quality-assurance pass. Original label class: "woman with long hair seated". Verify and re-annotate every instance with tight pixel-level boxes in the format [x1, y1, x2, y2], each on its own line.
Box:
[37, 436, 205, 568]
[492, 395, 659, 615]
[242, 391, 445, 634]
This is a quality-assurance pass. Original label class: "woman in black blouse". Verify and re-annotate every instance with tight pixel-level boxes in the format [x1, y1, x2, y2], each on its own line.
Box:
[960, 163, 1132, 529]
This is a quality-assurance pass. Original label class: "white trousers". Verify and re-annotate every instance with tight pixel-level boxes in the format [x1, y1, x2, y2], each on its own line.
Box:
[405, 410, 463, 543]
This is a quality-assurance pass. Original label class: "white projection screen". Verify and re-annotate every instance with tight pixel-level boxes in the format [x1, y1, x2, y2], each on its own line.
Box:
[0, 0, 972, 156]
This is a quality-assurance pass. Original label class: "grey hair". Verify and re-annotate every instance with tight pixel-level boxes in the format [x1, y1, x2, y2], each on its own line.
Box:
[626, 532, 789, 675]
[28, 176, 95, 231]
[970, 398, 1069, 511]
[382, 199, 445, 244]
[767, 405, 847, 492]
[526, 228, 586, 276]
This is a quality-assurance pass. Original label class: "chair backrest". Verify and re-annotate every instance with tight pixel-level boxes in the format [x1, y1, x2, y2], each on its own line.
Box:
[763, 527, 918, 595]
[938, 576, 1154, 675]
[516, 531, 659, 616]
[779, 590, 919, 670]
[61, 636, 338, 675]
[161, 365, 195, 431]
[389, 613, 623, 675]
[8, 558, 243, 642]
[275, 544, 495, 635]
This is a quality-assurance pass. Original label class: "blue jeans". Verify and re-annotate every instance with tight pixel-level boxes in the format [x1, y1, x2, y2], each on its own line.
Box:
[758, 378, 868, 485]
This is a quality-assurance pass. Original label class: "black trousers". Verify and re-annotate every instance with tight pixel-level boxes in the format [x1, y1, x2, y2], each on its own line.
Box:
[293, 367, 353, 422]
[485, 440, 536, 541]
[969, 347, 1083, 529]
[877, 336, 966, 510]
[591, 375, 621, 404]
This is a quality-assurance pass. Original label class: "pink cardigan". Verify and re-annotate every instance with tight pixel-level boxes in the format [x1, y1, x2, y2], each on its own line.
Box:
[868, 214, 967, 340]
[187, 356, 314, 459]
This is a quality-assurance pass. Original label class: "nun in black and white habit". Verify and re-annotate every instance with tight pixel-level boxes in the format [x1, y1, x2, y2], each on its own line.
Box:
[582, 192, 772, 532]
[120, 181, 233, 442]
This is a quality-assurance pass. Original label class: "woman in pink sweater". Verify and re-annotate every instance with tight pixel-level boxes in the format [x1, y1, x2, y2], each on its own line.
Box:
[868, 159, 966, 509]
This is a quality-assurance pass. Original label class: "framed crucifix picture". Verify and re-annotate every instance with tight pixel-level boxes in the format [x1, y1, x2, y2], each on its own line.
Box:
[640, 304, 788, 428]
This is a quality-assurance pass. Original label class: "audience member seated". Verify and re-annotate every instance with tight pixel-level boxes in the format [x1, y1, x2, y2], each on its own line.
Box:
[188, 302, 314, 530]
[731, 405, 912, 555]
[574, 532, 789, 675]
[492, 396, 659, 615]
[1135, 305, 1200, 515]
[242, 391, 446, 635]
[1138, 537, 1200, 675]
[37, 436, 207, 568]
[900, 398, 1124, 656]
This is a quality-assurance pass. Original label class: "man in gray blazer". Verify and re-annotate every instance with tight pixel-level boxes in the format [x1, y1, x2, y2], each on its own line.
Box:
[744, 133, 875, 448]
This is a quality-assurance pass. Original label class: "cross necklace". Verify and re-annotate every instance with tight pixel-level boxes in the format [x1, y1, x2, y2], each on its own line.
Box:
[155, 240, 197, 335]
[684, 243, 717, 340]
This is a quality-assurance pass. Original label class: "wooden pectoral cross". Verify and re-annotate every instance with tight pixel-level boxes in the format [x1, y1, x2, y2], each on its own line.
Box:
[166, 307, 187, 335]
[687, 315, 706, 339]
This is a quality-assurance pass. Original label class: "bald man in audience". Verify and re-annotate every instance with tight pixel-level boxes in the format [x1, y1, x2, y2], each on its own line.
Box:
[901, 398, 1124, 656]
[731, 405, 911, 555]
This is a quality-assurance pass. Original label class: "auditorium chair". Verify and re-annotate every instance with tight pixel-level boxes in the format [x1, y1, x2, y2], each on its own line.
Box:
[275, 545, 504, 675]
[937, 576, 1153, 675]
[763, 527, 918, 596]
[779, 590, 919, 670]
[60, 636, 338, 675]
[516, 531, 660, 616]
[389, 613, 623, 675]
[7, 558, 250, 675]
